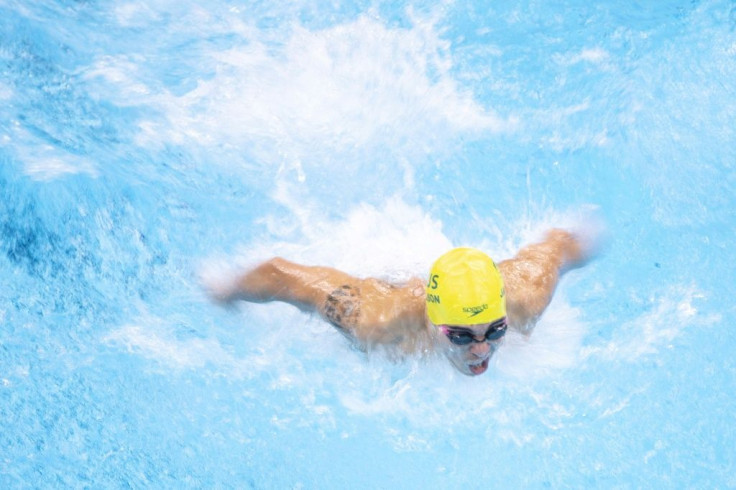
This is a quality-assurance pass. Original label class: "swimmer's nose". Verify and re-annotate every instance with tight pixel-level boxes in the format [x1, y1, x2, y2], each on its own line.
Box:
[469, 341, 491, 357]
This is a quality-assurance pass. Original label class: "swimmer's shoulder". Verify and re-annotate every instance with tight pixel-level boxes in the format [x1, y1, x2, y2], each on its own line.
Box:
[337, 276, 426, 344]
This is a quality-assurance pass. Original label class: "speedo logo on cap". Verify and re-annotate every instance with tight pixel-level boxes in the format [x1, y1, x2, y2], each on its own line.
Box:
[463, 304, 488, 318]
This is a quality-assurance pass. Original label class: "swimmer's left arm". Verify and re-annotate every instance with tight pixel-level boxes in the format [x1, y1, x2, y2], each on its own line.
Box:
[498, 230, 585, 329]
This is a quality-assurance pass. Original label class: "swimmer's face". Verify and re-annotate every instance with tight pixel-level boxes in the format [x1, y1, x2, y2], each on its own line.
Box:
[434, 318, 507, 376]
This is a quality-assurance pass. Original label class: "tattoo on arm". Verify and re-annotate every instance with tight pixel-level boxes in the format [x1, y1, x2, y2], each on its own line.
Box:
[323, 285, 361, 330]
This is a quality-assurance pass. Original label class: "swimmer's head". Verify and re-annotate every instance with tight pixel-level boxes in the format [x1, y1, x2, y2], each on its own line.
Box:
[426, 247, 507, 376]
[425, 247, 506, 326]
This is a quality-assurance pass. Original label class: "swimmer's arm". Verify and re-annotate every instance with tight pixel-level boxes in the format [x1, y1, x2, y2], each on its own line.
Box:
[498, 230, 585, 330]
[206, 258, 418, 346]
[207, 257, 358, 313]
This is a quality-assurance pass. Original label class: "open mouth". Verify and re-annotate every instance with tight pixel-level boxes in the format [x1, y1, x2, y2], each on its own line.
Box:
[468, 357, 489, 376]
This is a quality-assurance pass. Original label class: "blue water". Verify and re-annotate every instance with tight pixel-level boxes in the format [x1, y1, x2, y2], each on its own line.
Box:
[2, 0, 735, 488]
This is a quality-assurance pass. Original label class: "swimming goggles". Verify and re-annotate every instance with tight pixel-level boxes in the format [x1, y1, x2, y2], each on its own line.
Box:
[438, 318, 507, 345]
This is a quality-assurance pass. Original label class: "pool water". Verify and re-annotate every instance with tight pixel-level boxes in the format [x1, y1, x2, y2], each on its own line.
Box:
[1, 0, 735, 487]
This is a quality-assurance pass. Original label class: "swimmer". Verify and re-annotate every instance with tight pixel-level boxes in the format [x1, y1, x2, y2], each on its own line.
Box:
[207, 228, 597, 376]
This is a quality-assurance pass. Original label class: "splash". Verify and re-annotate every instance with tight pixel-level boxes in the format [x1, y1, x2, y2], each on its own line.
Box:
[581, 284, 716, 363]
[196, 197, 597, 438]
[83, 12, 514, 167]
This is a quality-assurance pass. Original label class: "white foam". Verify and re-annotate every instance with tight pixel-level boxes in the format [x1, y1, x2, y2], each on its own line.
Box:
[554, 47, 611, 66]
[198, 255, 253, 305]
[114, 3, 162, 27]
[197, 197, 454, 301]
[0, 81, 13, 100]
[241, 195, 454, 280]
[8, 127, 99, 180]
[495, 297, 586, 377]
[581, 284, 716, 363]
[104, 323, 234, 370]
[85, 13, 514, 164]
[83, 55, 151, 98]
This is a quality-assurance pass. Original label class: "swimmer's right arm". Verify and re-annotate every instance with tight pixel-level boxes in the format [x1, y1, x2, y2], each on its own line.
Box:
[205, 258, 415, 346]
[206, 257, 358, 313]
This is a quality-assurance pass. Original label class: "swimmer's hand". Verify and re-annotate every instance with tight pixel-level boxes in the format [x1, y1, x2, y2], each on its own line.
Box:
[199, 260, 243, 307]
[203, 278, 238, 305]
[569, 205, 608, 267]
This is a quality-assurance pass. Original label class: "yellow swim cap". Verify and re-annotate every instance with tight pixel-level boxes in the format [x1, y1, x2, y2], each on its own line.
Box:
[425, 247, 506, 325]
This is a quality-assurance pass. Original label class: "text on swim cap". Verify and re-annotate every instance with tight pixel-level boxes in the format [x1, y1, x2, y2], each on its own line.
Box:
[427, 294, 440, 304]
[463, 304, 488, 317]
[427, 274, 439, 289]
